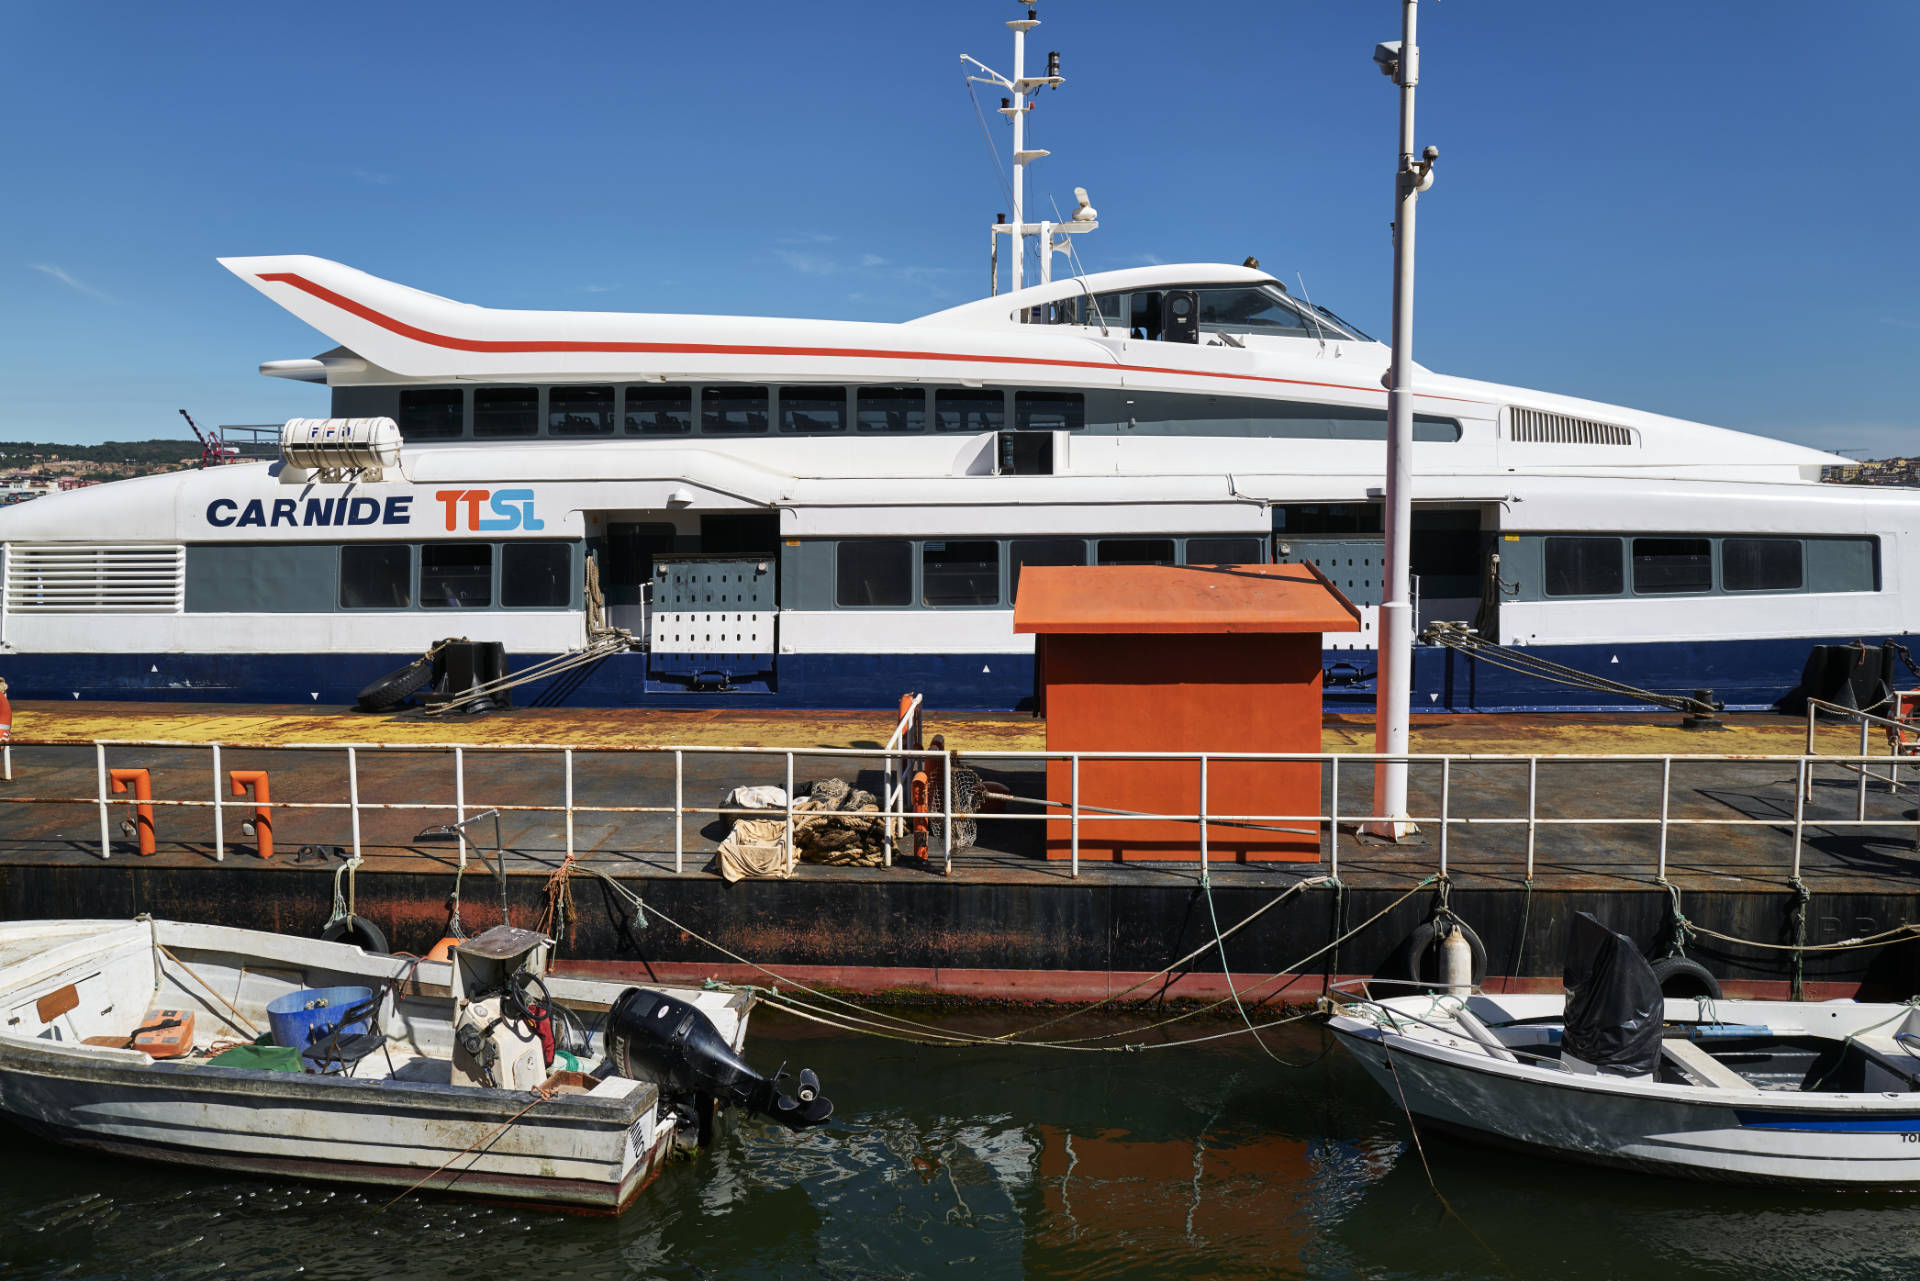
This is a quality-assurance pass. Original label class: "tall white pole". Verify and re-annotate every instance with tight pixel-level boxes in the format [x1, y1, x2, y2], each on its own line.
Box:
[1370, 0, 1435, 840]
[1009, 15, 1032, 293]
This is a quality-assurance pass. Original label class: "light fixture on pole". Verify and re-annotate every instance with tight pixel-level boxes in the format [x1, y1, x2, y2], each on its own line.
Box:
[1365, 1, 1438, 841]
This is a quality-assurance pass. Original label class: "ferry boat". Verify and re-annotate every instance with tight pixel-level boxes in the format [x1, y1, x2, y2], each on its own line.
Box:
[1, 12, 1914, 714]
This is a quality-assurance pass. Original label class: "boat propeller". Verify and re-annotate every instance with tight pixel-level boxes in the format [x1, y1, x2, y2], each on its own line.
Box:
[605, 987, 833, 1135]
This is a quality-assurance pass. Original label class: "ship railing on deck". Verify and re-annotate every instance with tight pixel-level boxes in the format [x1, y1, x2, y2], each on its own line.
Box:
[0, 737, 1912, 886]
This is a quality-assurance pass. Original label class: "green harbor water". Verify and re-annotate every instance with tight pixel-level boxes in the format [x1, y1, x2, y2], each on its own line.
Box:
[4, 1010, 1919, 1281]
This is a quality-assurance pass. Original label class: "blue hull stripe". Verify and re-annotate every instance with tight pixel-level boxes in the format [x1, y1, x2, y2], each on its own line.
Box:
[0, 632, 1907, 712]
[1735, 1112, 1920, 1132]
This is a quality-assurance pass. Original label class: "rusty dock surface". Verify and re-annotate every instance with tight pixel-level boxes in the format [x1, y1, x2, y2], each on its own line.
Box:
[1, 701, 1917, 1004]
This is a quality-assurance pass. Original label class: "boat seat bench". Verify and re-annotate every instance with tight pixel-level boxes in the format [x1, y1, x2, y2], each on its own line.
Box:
[1663, 1038, 1752, 1090]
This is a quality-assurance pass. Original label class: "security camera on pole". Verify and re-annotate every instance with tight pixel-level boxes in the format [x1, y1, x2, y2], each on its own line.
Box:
[1365, 2, 1438, 841]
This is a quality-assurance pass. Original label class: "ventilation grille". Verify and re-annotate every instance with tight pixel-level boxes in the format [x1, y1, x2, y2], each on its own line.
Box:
[1508, 408, 1636, 447]
[4, 544, 186, 613]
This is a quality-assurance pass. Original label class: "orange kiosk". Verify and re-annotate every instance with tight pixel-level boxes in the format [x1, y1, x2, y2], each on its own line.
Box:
[1013, 562, 1360, 862]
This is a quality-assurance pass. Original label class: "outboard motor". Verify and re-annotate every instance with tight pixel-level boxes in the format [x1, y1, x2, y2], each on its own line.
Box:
[606, 988, 833, 1144]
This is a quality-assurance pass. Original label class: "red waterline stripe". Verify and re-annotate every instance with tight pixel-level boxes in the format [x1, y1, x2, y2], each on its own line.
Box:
[257, 271, 1485, 406]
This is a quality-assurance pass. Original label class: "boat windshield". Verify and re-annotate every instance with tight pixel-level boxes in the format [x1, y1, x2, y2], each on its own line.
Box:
[1049, 283, 1370, 342]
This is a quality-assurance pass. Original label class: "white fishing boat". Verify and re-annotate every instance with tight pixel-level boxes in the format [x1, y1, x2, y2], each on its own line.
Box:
[1327, 915, 1920, 1185]
[0, 917, 831, 1213]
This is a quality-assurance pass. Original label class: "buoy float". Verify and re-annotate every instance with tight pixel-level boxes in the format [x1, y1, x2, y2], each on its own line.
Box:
[426, 936, 461, 963]
[1441, 924, 1474, 996]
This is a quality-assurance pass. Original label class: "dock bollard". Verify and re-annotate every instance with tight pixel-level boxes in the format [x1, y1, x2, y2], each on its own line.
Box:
[229, 770, 273, 859]
[108, 768, 155, 856]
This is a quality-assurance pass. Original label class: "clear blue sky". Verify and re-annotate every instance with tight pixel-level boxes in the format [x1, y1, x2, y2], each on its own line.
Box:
[3, 1, 1915, 454]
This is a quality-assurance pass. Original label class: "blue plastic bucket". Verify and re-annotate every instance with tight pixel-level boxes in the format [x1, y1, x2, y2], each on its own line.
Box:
[265, 986, 375, 1051]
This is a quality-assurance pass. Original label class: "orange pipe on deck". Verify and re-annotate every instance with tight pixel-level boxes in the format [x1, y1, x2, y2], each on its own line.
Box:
[228, 770, 273, 859]
[108, 768, 155, 856]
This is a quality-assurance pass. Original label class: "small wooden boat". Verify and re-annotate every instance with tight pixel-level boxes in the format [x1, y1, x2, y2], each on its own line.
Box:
[0, 917, 830, 1213]
[1327, 914, 1920, 1185]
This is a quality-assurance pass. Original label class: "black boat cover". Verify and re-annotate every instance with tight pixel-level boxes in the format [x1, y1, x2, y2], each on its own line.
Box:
[1561, 911, 1664, 1076]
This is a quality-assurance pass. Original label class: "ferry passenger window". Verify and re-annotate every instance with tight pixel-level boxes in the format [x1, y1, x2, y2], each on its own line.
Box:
[548, 386, 614, 436]
[836, 540, 911, 607]
[502, 542, 572, 608]
[1097, 538, 1175, 565]
[1009, 537, 1086, 600]
[780, 387, 848, 434]
[1195, 287, 1312, 334]
[1544, 537, 1623, 596]
[1632, 537, 1712, 595]
[922, 540, 1001, 607]
[702, 386, 770, 434]
[623, 386, 693, 435]
[339, 544, 411, 609]
[935, 389, 1005, 433]
[397, 389, 464, 440]
[1015, 391, 1084, 431]
[473, 387, 539, 438]
[856, 387, 927, 433]
[422, 543, 493, 608]
[1723, 538, 1803, 592]
[1186, 537, 1264, 565]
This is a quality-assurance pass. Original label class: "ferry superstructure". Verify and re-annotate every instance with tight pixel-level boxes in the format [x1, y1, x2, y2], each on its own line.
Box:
[1, 14, 1912, 714]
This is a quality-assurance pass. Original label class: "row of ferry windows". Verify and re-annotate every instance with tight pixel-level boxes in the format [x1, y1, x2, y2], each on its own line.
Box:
[392, 384, 1086, 440]
[1542, 536, 1877, 598]
[834, 535, 1267, 609]
[340, 541, 572, 610]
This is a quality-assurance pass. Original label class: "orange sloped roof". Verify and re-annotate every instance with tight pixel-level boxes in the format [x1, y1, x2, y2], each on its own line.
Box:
[1012, 563, 1362, 635]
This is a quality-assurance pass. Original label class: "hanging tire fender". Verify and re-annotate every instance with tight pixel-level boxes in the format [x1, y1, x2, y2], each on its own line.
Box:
[320, 915, 390, 955]
[1649, 955, 1723, 1000]
[355, 660, 433, 713]
[1397, 917, 1488, 987]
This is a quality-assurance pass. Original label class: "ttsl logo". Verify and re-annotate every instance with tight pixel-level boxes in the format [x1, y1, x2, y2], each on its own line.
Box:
[435, 489, 544, 532]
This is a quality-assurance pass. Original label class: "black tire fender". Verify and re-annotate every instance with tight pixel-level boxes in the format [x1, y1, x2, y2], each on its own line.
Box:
[320, 915, 390, 955]
[1649, 955, 1723, 1000]
[1399, 917, 1488, 987]
[355, 660, 433, 713]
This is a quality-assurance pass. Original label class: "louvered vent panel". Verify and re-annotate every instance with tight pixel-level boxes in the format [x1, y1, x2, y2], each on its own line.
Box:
[4, 544, 186, 613]
[1508, 408, 1636, 446]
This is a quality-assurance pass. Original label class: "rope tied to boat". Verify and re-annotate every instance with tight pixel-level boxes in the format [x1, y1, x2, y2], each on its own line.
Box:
[540, 852, 580, 951]
[1660, 880, 1693, 959]
[1788, 876, 1812, 1001]
[1421, 621, 1720, 717]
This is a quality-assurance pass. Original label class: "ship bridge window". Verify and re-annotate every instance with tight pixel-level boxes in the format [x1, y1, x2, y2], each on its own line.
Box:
[548, 385, 614, 436]
[780, 387, 848, 434]
[856, 387, 928, 433]
[502, 542, 572, 608]
[1723, 538, 1803, 593]
[935, 389, 1006, 433]
[922, 540, 1001, 607]
[836, 539, 911, 607]
[1195, 287, 1313, 334]
[1129, 292, 1164, 341]
[1015, 391, 1084, 431]
[702, 386, 770, 434]
[1098, 537, 1175, 566]
[624, 385, 693, 435]
[339, 544, 412, 609]
[1632, 537, 1712, 595]
[397, 388, 464, 440]
[473, 387, 539, 438]
[1078, 291, 1128, 329]
[1010, 537, 1088, 601]
[422, 543, 493, 608]
[1543, 536, 1623, 597]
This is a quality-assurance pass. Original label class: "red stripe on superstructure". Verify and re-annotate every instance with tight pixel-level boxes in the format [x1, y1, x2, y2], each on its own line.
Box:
[256, 271, 1485, 405]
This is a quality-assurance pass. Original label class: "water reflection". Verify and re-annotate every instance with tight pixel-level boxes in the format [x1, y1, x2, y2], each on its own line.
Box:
[2, 1011, 1919, 1280]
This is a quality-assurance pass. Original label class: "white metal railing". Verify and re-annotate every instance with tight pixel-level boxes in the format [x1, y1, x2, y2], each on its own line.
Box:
[881, 693, 924, 867]
[1804, 696, 1915, 805]
[0, 737, 1914, 888]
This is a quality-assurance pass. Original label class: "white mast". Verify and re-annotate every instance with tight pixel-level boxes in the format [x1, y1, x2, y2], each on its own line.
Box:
[966, 5, 1094, 297]
[1367, 1, 1438, 840]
